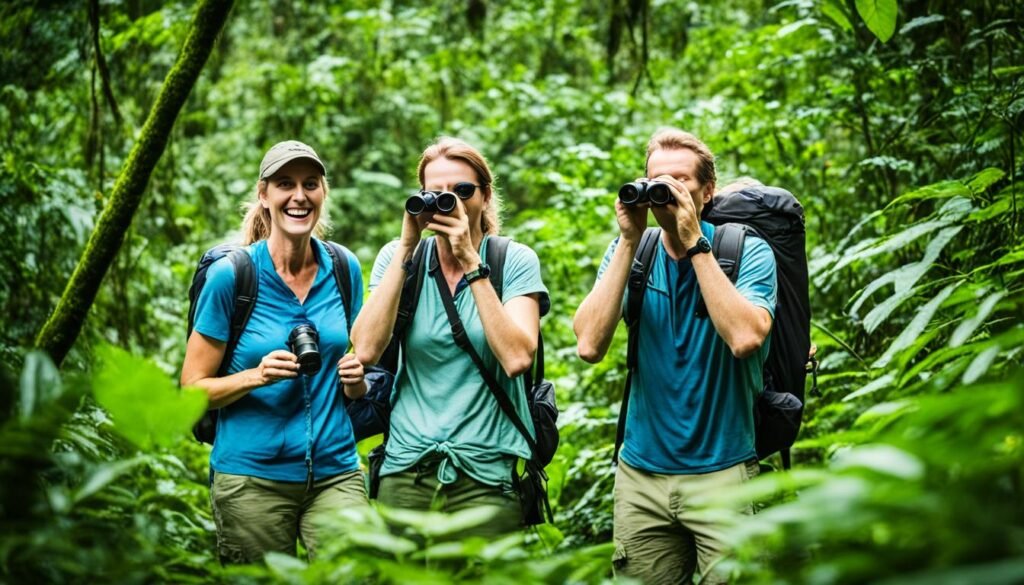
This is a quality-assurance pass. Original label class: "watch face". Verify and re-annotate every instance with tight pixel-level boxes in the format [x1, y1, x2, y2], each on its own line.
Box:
[699, 237, 712, 252]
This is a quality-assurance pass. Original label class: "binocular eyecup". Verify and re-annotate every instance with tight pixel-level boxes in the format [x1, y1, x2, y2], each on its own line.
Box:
[406, 190, 457, 216]
[619, 181, 673, 207]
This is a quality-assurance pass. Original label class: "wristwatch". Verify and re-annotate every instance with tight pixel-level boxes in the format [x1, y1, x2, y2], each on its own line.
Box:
[465, 263, 491, 284]
[685, 236, 712, 259]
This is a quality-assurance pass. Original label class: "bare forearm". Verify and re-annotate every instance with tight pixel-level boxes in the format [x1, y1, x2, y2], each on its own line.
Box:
[574, 238, 636, 363]
[350, 244, 413, 365]
[186, 368, 264, 409]
[471, 281, 537, 377]
[691, 253, 772, 358]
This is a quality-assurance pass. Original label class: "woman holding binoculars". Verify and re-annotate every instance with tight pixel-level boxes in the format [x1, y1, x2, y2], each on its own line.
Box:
[351, 137, 549, 536]
[180, 140, 368, 564]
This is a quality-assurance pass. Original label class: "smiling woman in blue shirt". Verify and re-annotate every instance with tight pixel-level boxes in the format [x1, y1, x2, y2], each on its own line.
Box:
[179, 140, 368, 564]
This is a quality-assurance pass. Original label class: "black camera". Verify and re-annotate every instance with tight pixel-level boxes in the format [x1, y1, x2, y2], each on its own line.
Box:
[406, 190, 457, 216]
[619, 180, 673, 207]
[288, 323, 321, 376]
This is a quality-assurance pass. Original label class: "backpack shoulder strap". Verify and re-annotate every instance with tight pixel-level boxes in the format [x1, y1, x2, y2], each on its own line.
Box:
[695, 224, 748, 318]
[483, 235, 545, 388]
[712, 223, 748, 283]
[614, 227, 660, 463]
[484, 235, 511, 299]
[394, 238, 430, 341]
[323, 241, 354, 332]
[222, 248, 257, 376]
[625, 228, 661, 364]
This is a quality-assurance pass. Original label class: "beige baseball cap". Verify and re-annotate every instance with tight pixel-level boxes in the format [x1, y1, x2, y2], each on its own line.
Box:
[259, 140, 327, 179]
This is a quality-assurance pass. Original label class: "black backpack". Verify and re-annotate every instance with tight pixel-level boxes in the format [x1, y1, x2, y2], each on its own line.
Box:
[185, 240, 382, 444]
[615, 185, 814, 469]
[366, 236, 559, 524]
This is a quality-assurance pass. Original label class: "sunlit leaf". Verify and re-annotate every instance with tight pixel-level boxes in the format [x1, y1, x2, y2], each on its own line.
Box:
[821, 0, 853, 31]
[950, 291, 1006, 346]
[966, 167, 1006, 195]
[962, 344, 1002, 385]
[92, 345, 208, 450]
[831, 444, 925, 480]
[856, 0, 898, 42]
[873, 283, 959, 368]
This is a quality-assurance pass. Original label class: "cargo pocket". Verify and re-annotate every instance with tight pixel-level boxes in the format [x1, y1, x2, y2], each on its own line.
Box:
[611, 542, 629, 573]
[742, 459, 761, 482]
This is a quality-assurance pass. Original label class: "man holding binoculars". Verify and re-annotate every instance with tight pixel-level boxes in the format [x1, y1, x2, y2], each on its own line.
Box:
[574, 128, 778, 584]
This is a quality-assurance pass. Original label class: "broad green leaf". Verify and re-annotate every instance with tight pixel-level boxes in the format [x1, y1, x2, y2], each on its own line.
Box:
[73, 457, 149, 503]
[821, 0, 853, 31]
[776, 18, 818, 38]
[843, 373, 895, 402]
[92, 345, 208, 450]
[856, 0, 898, 42]
[898, 14, 944, 35]
[885, 180, 970, 209]
[19, 350, 62, 420]
[831, 444, 925, 480]
[874, 283, 959, 368]
[860, 226, 961, 332]
[950, 291, 1006, 346]
[962, 344, 1002, 385]
[966, 167, 1006, 195]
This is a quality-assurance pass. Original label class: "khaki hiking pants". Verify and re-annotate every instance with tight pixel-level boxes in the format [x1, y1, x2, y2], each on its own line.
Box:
[613, 459, 759, 584]
[210, 469, 367, 564]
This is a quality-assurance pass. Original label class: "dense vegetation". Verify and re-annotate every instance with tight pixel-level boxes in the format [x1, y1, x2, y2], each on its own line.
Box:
[2, 0, 1022, 582]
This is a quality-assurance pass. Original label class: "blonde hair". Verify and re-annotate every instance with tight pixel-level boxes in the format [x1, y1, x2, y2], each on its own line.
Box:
[645, 128, 717, 188]
[417, 137, 501, 236]
[240, 176, 331, 245]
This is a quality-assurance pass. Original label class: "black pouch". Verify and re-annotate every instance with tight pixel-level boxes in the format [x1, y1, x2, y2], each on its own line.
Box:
[515, 459, 552, 526]
[367, 444, 386, 499]
[754, 389, 804, 460]
[528, 379, 559, 467]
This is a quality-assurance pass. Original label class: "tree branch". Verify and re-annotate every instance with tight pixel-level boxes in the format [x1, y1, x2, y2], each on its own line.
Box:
[35, 0, 236, 366]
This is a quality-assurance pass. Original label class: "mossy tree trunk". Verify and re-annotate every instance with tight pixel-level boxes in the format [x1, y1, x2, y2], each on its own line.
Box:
[35, 0, 235, 366]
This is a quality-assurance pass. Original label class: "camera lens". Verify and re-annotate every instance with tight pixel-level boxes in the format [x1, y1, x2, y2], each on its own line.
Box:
[618, 182, 645, 206]
[647, 182, 673, 206]
[288, 324, 321, 376]
[436, 191, 457, 214]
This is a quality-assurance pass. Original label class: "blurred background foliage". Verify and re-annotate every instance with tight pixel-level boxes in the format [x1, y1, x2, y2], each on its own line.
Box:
[1, 0, 1022, 582]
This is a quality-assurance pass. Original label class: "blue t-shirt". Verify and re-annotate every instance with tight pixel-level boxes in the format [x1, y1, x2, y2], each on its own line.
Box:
[598, 222, 778, 474]
[192, 238, 363, 482]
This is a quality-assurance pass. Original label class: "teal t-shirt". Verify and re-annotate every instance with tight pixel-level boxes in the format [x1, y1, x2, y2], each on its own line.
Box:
[598, 222, 778, 474]
[370, 236, 549, 488]
[193, 238, 363, 482]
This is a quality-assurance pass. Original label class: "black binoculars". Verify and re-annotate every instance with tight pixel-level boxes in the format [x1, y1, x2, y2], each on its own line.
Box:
[619, 180, 673, 207]
[406, 190, 457, 216]
[288, 323, 321, 376]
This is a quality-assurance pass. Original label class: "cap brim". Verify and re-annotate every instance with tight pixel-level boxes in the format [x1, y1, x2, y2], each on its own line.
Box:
[261, 155, 327, 179]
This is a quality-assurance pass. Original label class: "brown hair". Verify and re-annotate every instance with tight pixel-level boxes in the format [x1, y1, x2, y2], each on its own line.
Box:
[240, 176, 331, 245]
[645, 128, 717, 188]
[417, 136, 501, 236]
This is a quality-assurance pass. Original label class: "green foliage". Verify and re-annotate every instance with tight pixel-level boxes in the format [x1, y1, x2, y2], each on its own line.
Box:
[93, 344, 207, 450]
[1, 0, 1022, 582]
[855, 0, 898, 42]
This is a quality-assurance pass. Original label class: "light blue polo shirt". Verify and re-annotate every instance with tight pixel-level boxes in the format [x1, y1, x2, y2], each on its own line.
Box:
[370, 237, 549, 488]
[598, 222, 778, 474]
[193, 238, 363, 482]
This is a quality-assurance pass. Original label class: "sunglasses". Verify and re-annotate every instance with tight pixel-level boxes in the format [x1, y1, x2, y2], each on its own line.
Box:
[422, 182, 485, 200]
